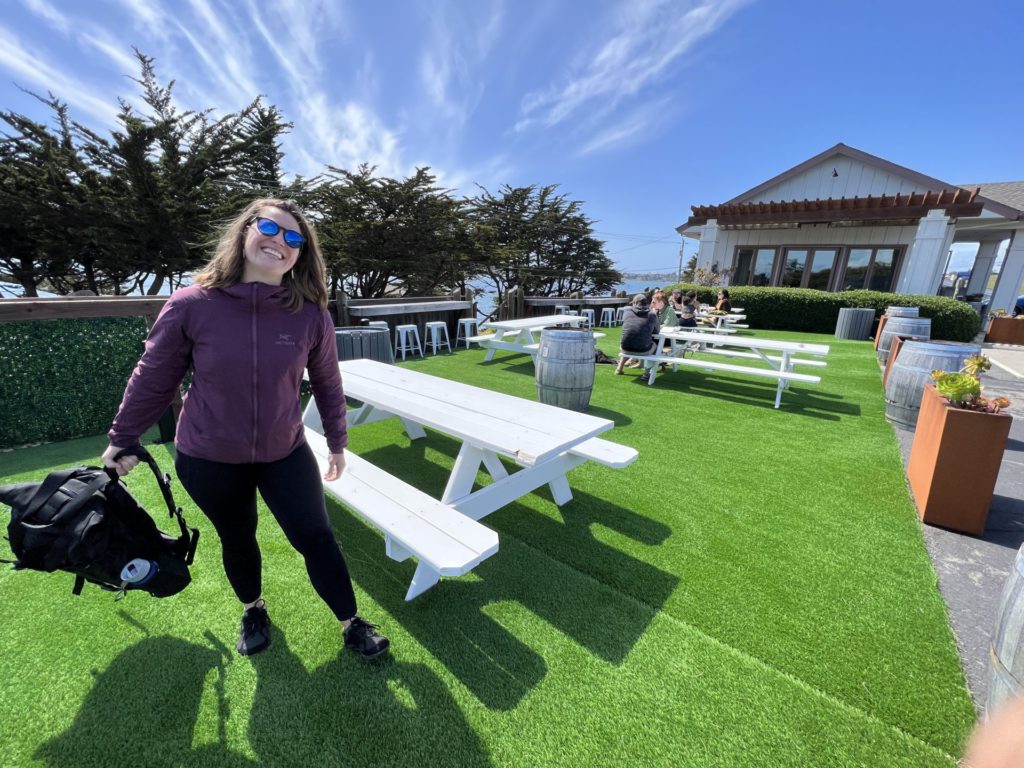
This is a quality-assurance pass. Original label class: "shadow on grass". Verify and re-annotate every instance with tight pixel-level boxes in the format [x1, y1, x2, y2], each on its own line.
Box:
[247, 630, 490, 767]
[616, 368, 859, 420]
[34, 635, 257, 768]
[328, 439, 677, 711]
[36, 631, 489, 768]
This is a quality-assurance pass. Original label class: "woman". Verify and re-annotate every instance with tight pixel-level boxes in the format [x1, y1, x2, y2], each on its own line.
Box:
[102, 199, 389, 660]
[715, 289, 733, 313]
[668, 289, 685, 313]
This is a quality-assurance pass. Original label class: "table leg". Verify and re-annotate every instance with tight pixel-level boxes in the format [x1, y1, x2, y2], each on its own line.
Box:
[442, 443, 486, 504]
[451, 452, 588, 520]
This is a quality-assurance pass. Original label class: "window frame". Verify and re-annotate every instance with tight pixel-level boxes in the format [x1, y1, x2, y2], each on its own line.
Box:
[836, 246, 904, 292]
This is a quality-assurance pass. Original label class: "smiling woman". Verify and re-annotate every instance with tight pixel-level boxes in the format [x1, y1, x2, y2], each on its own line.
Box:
[100, 197, 391, 662]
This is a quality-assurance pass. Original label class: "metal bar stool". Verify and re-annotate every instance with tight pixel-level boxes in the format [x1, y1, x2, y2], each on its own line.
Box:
[365, 320, 389, 330]
[456, 317, 479, 348]
[580, 308, 596, 328]
[394, 324, 424, 360]
[615, 306, 627, 325]
[424, 321, 452, 354]
[599, 307, 615, 327]
[555, 305, 569, 315]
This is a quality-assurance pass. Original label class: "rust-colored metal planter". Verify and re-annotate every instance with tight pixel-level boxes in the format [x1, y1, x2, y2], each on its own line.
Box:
[907, 384, 1012, 535]
[985, 317, 1024, 345]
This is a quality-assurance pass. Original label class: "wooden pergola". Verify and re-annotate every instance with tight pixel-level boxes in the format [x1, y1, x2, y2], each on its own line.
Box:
[686, 187, 984, 228]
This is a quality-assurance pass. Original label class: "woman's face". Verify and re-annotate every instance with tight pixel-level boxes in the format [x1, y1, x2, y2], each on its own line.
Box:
[242, 206, 303, 284]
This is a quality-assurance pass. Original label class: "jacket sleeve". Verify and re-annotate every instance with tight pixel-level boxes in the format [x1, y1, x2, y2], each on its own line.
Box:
[306, 310, 348, 453]
[108, 294, 193, 447]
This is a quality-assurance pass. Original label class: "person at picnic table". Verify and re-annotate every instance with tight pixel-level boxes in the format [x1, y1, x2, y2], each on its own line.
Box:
[715, 289, 733, 313]
[101, 198, 389, 661]
[686, 290, 702, 313]
[651, 289, 679, 329]
[669, 288, 685, 313]
[678, 296, 698, 327]
[615, 294, 660, 379]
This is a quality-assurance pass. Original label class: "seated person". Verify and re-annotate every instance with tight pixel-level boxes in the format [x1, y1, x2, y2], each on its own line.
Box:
[686, 290, 702, 313]
[651, 289, 678, 328]
[669, 289, 685, 313]
[678, 297, 698, 327]
[715, 289, 733, 313]
[615, 294, 660, 376]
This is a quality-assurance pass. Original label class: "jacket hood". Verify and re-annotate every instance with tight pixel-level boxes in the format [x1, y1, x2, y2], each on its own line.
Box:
[626, 306, 651, 318]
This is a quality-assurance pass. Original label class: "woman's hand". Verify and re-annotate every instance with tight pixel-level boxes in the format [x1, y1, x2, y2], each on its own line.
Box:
[324, 452, 346, 481]
[101, 444, 139, 476]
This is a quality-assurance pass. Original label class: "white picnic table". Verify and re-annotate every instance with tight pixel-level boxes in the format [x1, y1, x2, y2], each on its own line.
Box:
[618, 328, 829, 408]
[478, 314, 587, 361]
[304, 358, 638, 598]
[695, 311, 748, 331]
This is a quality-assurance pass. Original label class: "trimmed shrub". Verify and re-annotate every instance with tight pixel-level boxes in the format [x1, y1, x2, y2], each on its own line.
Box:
[662, 285, 981, 342]
[0, 317, 148, 449]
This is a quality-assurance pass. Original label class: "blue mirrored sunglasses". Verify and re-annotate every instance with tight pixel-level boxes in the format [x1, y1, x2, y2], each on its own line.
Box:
[253, 217, 305, 249]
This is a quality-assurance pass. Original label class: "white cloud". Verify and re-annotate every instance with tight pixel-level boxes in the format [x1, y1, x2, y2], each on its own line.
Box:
[516, 0, 747, 134]
[0, 26, 116, 127]
[20, 0, 69, 33]
[577, 98, 672, 156]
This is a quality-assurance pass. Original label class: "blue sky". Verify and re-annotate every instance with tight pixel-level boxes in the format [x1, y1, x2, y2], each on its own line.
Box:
[2, 0, 1022, 277]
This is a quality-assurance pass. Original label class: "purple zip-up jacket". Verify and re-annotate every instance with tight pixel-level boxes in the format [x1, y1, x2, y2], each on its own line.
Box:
[109, 282, 347, 464]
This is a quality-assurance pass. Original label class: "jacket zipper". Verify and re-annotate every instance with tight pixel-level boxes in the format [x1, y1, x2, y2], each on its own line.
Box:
[251, 284, 259, 463]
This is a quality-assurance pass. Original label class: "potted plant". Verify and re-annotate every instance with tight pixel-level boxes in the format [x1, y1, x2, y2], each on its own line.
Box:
[906, 355, 1012, 535]
[985, 309, 1024, 345]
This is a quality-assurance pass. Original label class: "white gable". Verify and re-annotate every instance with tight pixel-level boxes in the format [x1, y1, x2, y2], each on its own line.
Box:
[740, 156, 939, 204]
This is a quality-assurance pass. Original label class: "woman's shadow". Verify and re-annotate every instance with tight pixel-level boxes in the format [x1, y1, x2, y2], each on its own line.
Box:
[36, 629, 489, 768]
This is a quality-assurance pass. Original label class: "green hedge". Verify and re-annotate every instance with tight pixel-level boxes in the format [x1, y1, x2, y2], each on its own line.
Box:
[663, 285, 981, 342]
[0, 317, 148, 450]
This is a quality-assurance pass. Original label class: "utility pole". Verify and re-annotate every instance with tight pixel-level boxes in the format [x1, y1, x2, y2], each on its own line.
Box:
[677, 239, 685, 283]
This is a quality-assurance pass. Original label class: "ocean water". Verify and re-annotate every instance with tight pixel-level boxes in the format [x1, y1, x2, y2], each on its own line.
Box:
[470, 278, 677, 319]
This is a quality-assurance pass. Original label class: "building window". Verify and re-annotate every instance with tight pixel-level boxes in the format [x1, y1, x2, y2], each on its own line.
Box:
[780, 248, 838, 290]
[840, 247, 900, 291]
[732, 248, 778, 286]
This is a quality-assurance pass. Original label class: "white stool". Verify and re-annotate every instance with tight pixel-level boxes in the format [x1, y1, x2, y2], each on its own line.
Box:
[424, 321, 451, 354]
[599, 307, 615, 327]
[581, 308, 595, 328]
[394, 324, 423, 360]
[555, 305, 569, 315]
[366, 320, 389, 330]
[615, 306, 627, 324]
[567, 309, 579, 316]
[456, 317, 479, 348]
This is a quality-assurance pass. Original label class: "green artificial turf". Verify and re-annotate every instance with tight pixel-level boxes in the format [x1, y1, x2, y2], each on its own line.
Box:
[0, 329, 977, 766]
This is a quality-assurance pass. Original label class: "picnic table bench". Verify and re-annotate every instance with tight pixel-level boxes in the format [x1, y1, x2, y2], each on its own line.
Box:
[618, 329, 829, 408]
[304, 358, 638, 598]
[478, 314, 589, 361]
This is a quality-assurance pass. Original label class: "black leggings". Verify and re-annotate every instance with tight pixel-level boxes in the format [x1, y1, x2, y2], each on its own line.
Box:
[175, 443, 357, 622]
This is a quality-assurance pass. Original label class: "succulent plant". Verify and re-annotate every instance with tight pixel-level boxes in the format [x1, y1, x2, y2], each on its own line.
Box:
[929, 354, 1012, 414]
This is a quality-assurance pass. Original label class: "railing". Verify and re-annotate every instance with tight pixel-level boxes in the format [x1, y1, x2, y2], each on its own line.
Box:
[333, 290, 476, 336]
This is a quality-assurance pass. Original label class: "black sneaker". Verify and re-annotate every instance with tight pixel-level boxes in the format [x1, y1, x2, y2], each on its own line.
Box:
[237, 600, 271, 656]
[343, 616, 390, 660]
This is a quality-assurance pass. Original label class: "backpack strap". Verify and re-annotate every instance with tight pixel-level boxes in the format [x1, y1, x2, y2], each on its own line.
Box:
[113, 445, 199, 565]
[21, 467, 91, 520]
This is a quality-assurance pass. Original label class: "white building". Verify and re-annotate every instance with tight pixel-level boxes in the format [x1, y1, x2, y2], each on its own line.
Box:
[678, 143, 1024, 314]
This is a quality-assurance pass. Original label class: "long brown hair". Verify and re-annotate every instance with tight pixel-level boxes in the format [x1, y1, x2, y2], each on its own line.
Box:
[193, 198, 328, 312]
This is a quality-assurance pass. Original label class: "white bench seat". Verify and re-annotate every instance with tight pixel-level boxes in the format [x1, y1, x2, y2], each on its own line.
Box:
[616, 352, 821, 408]
[686, 347, 828, 368]
[569, 437, 638, 468]
[306, 428, 499, 600]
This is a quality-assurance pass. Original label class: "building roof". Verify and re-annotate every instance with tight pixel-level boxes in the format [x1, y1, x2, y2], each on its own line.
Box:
[677, 143, 1022, 231]
[685, 188, 983, 229]
[958, 181, 1024, 214]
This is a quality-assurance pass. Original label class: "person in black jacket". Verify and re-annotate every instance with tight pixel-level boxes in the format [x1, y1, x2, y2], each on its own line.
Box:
[615, 294, 660, 378]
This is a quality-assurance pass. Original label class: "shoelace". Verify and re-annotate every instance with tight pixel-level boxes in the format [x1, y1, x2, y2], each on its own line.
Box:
[347, 617, 381, 639]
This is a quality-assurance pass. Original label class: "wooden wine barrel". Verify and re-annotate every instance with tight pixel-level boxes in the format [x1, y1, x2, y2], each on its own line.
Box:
[884, 340, 981, 428]
[885, 306, 920, 317]
[335, 326, 395, 364]
[834, 307, 876, 340]
[877, 316, 931, 364]
[987, 545, 1024, 717]
[535, 327, 596, 411]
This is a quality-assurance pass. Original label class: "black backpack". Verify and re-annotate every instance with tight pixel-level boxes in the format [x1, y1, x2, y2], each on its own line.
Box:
[0, 446, 199, 598]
